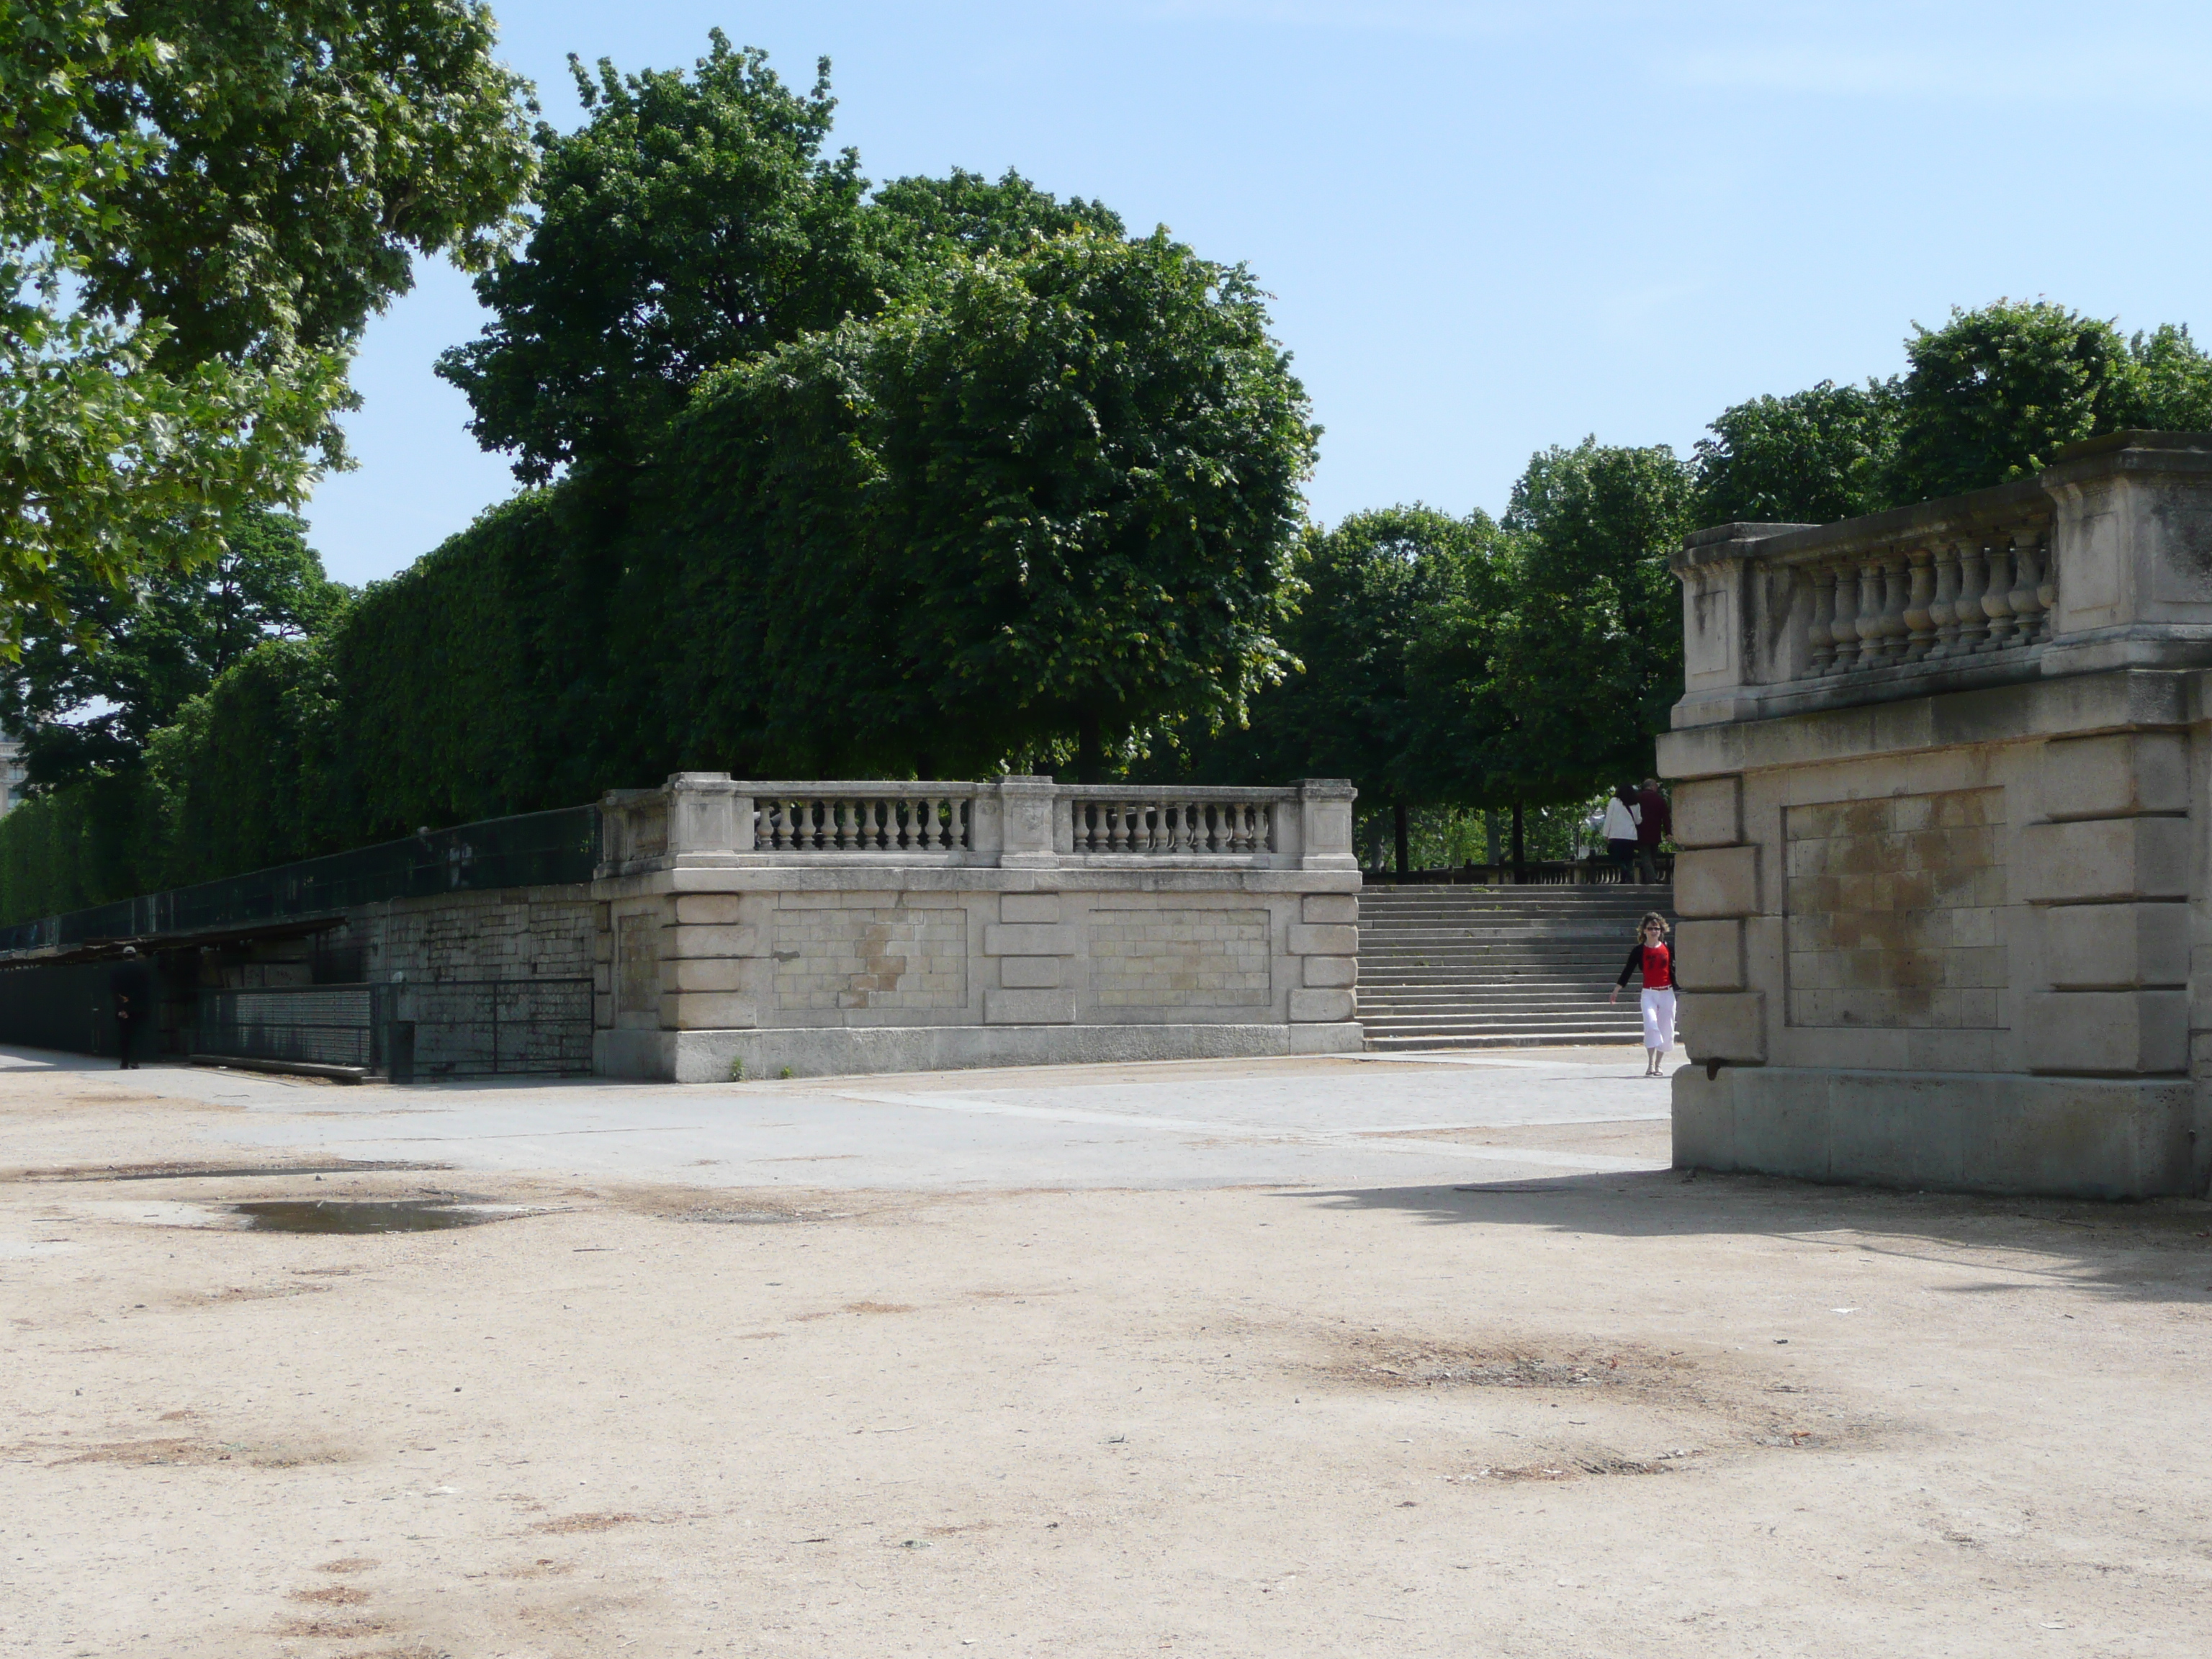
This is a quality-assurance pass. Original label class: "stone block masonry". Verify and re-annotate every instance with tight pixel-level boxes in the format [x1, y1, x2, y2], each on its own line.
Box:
[591, 776, 1362, 1081]
[1662, 430, 2212, 1198]
[1783, 788, 2007, 1030]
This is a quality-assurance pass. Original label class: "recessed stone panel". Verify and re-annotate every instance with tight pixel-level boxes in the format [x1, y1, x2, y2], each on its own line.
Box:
[1087, 909, 1270, 1008]
[1784, 787, 2008, 1029]
[771, 907, 967, 1012]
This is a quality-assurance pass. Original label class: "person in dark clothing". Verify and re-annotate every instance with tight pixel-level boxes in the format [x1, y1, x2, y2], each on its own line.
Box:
[1635, 777, 1671, 884]
[1601, 784, 1640, 881]
[108, 950, 153, 1069]
[1609, 912, 1674, 1076]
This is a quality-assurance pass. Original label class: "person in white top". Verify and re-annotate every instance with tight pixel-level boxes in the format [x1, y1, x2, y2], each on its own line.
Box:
[1601, 785, 1640, 882]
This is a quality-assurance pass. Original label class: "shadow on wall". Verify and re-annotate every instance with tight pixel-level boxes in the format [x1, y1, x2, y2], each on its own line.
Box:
[1287, 1172, 2212, 1310]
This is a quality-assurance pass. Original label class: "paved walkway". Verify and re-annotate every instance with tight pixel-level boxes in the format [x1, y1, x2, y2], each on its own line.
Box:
[1, 1044, 1680, 1190]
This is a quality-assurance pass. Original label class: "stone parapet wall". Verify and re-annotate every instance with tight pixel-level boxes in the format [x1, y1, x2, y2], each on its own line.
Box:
[1660, 432, 2212, 1197]
[591, 775, 1361, 1081]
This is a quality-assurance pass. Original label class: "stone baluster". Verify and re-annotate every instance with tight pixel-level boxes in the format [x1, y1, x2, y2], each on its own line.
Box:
[1926, 542, 1961, 657]
[1825, 560, 1858, 671]
[1804, 564, 1838, 676]
[1884, 555, 1920, 667]
[1979, 540, 2015, 649]
[1953, 539, 1988, 652]
[2008, 528, 2047, 645]
[1904, 548, 1937, 660]
[1851, 560, 1886, 670]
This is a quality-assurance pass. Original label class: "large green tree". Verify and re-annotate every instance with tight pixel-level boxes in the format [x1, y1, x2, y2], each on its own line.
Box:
[0, 511, 349, 786]
[658, 228, 1316, 781]
[1693, 379, 1898, 529]
[1491, 439, 1696, 793]
[1, 0, 534, 638]
[439, 35, 1130, 486]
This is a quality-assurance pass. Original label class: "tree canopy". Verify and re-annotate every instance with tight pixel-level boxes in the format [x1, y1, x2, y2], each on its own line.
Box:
[438, 33, 1134, 487]
[1, 511, 349, 786]
[1, 0, 533, 640]
[1694, 302, 2212, 527]
[658, 228, 1316, 781]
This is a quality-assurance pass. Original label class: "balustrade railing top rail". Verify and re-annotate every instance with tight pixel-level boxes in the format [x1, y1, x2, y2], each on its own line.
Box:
[595, 775, 1355, 874]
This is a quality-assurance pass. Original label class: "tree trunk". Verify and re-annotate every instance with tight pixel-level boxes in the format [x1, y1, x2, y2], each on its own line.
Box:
[1076, 712, 1103, 786]
[1393, 802, 1410, 877]
[1511, 799, 1526, 884]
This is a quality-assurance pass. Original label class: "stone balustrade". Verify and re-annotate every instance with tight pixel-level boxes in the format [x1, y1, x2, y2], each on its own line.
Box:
[753, 787, 974, 854]
[590, 773, 1361, 1081]
[598, 775, 1346, 876]
[1062, 789, 1280, 857]
[1795, 501, 2056, 678]
[1660, 431, 2212, 1199]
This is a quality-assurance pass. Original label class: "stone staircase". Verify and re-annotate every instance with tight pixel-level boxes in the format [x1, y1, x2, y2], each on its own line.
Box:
[1357, 883, 1678, 1050]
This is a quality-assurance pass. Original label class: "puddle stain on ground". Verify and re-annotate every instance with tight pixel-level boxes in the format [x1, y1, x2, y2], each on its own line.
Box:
[231, 1198, 523, 1234]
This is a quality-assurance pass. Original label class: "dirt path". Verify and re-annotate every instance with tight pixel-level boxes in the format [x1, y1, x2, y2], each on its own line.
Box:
[4, 1060, 2210, 1656]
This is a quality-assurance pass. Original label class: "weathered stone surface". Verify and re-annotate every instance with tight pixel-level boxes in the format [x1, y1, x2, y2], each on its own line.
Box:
[981, 922, 1079, 958]
[984, 989, 1077, 1025]
[1288, 988, 1356, 1023]
[1287, 922, 1358, 956]
[2018, 817, 2190, 903]
[2049, 902, 2188, 989]
[2037, 732, 2188, 820]
[1672, 777, 1743, 848]
[1678, 991, 1765, 1062]
[1674, 845, 1760, 918]
[1673, 1065, 2200, 1198]
[1673, 920, 1743, 992]
[2023, 989, 2188, 1074]
[606, 1017, 1364, 1083]
[591, 776, 1363, 1079]
[1658, 434, 2212, 1195]
[1783, 787, 2006, 1030]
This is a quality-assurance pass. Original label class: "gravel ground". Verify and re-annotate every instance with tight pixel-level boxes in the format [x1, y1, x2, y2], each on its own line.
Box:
[3, 1046, 2209, 1658]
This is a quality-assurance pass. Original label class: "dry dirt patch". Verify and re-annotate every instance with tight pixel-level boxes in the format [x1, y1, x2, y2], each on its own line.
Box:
[531, 1511, 639, 1534]
[289, 1584, 372, 1605]
[1312, 1327, 1873, 1463]
[37, 1436, 344, 1469]
[270, 1614, 394, 1639]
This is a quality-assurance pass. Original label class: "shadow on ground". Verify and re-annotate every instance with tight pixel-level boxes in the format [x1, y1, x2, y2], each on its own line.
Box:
[1291, 1169, 2212, 1308]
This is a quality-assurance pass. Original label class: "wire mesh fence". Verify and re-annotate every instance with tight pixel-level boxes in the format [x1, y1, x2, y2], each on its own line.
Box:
[189, 978, 594, 1079]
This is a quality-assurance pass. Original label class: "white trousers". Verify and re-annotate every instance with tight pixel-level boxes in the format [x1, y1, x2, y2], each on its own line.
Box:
[1641, 987, 1676, 1051]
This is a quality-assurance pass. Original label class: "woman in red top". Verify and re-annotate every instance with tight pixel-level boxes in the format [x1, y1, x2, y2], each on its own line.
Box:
[1609, 912, 1674, 1076]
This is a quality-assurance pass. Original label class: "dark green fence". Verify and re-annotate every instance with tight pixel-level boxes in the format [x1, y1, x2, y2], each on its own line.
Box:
[0, 806, 598, 959]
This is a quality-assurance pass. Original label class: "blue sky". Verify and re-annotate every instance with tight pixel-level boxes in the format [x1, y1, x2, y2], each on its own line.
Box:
[305, 1, 2212, 586]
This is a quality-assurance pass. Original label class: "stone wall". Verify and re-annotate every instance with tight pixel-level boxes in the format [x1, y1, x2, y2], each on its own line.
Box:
[1660, 431, 2212, 1198]
[326, 886, 598, 987]
[592, 776, 1362, 1081]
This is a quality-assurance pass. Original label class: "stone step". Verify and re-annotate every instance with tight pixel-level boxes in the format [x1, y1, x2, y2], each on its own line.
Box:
[1355, 881, 1673, 1051]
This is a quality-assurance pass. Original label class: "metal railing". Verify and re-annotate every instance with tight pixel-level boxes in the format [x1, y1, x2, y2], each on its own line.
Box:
[0, 806, 599, 959]
[190, 978, 594, 1079]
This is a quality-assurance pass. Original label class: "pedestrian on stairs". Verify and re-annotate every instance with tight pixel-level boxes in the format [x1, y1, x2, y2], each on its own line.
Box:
[1609, 912, 1674, 1077]
[1634, 778, 1671, 885]
[1602, 786, 1640, 881]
